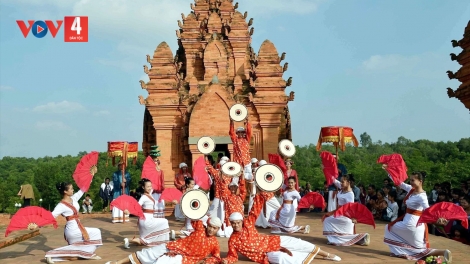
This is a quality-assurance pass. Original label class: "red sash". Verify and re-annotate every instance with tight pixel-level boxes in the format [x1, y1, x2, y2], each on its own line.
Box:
[61, 201, 90, 241]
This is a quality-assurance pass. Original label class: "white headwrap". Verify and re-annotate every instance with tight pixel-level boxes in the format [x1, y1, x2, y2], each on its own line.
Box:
[221, 156, 229, 161]
[208, 216, 222, 227]
[229, 212, 243, 221]
[251, 158, 258, 164]
[220, 160, 227, 166]
[229, 181, 238, 187]
[179, 162, 188, 169]
[236, 127, 245, 132]
[258, 160, 267, 166]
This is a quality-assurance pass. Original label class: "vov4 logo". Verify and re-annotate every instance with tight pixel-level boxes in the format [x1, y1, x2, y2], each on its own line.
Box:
[16, 16, 88, 42]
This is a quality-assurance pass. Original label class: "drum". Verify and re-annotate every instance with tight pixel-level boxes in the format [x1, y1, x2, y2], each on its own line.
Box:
[197, 136, 216, 154]
[180, 189, 210, 220]
[278, 139, 295, 157]
[221, 161, 242, 177]
[229, 103, 248, 122]
[255, 164, 283, 192]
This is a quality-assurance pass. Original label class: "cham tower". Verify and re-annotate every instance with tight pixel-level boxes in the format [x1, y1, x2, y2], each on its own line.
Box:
[447, 20, 470, 112]
[138, 0, 294, 187]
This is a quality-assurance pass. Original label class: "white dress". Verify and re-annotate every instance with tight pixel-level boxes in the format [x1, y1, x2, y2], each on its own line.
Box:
[384, 182, 435, 260]
[256, 196, 281, 228]
[268, 190, 302, 233]
[45, 190, 102, 261]
[322, 180, 368, 246]
[138, 194, 170, 246]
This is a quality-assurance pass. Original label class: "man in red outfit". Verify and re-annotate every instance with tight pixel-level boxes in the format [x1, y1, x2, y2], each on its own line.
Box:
[221, 190, 341, 264]
[229, 116, 252, 185]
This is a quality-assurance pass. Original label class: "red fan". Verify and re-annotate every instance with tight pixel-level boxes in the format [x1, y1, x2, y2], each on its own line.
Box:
[297, 192, 326, 211]
[417, 202, 468, 229]
[141, 156, 164, 191]
[159, 188, 183, 203]
[110, 195, 145, 219]
[193, 156, 210, 190]
[5, 206, 58, 237]
[320, 151, 338, 185]
[73, 151, 99, 192]
[377, 154, 408, 186]
[334, 203, 376, 228]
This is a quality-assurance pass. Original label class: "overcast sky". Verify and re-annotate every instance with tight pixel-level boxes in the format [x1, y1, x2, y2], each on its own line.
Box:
[1, 0, 469, 158]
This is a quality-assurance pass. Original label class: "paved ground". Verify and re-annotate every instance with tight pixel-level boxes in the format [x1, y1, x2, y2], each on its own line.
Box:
[0, 213, 468, 264]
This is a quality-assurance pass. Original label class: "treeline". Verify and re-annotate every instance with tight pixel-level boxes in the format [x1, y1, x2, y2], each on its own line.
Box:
[0, 134, 469, 213]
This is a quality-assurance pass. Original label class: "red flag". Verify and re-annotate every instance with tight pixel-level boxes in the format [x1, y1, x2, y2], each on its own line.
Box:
[193, 156, 211, 190]
[320, 151, 338, 185]
[377, 154, 408, 186]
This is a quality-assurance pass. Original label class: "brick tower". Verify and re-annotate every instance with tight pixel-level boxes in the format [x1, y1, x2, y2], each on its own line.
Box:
[447, 21, 470, 112]
[139, 0, 294, 186]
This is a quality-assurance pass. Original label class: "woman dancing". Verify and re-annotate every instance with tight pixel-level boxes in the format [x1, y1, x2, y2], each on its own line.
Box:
[45, 182, 102, 264]
[384, 170, 452, 262]
[322, 174, 371, 246]
[268, 176, 310, 234]
[123, 178, 170, 248]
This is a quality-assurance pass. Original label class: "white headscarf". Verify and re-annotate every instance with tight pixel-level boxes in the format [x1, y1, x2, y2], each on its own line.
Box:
[220, 160, 227, 166]
[229, 212, 243, 221]
[236, 127, 245, 133]
[221, 156, 229, 161]
[208, 216, 222, 227]
[258, 160, 267, 166]
[251, 158, 258, 164]
[179, 162, 188, 169]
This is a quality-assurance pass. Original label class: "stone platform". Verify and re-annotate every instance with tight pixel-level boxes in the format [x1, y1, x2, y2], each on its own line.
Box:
[0, 213, 468, 263]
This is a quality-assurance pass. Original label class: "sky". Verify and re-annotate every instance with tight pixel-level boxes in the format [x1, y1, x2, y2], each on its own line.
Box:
[0, 0, 469, 158]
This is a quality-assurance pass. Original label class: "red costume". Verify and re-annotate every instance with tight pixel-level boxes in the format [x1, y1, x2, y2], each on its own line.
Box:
[206, 161, 231, 199]
[229, 120, 252, 166]
[174, 170, 192, 192]
[223, 192, 282, 264]
[221, 176, 246, 226]
[165, 220, 221, 263]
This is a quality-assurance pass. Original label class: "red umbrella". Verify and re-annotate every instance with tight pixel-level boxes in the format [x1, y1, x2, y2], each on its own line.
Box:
[5, 206, 58, 237]
[377, 154, 408, 186]
[159, 188, 183, 203]
[297, 192, 326, 211]
[110, 195, 145, 219]
[141, 156, 163, 191]
[334, 203, 376, 228]
[418, 202, 468, 229]
[193, 156, 210, 190]
[73, 151, 99, 192]
[320, 151, 338, 186]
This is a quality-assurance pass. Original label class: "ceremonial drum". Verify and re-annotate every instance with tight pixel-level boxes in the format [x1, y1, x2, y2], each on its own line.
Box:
[278, 139, 296, 157]
[197, 136, 216, 154]
[315, 126, 359, 152]
[255, 164, 283, 192]
[221, 162, 243, 177]
[180, 189, 210, 220]
[229, 103, 248, 122]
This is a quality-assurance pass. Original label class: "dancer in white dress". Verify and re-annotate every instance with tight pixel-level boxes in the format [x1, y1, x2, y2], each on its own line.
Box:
[322, 174, 371, 246]
[383, 170, 452, 262]
[123, 178, 170, 248]
[45, 182, 102, 264]
[269, 177, 310, 234]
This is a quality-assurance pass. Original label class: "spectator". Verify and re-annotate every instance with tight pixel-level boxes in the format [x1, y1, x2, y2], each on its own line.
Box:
[365, 184, 377, 211]
[99, 177, 113, 212]
[82, 194, 93, 214]
[383, 178, 396, 191]
[451, 188, 461, 205]
[387, 190, 399, 222]
[358, 184, 366, 204]
[383, 185, 392, 206]
[350, 176, 360, 203]
[430, 183, 440, 205]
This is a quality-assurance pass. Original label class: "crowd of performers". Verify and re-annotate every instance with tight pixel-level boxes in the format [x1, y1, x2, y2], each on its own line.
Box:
[39, 118, 460, 264]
